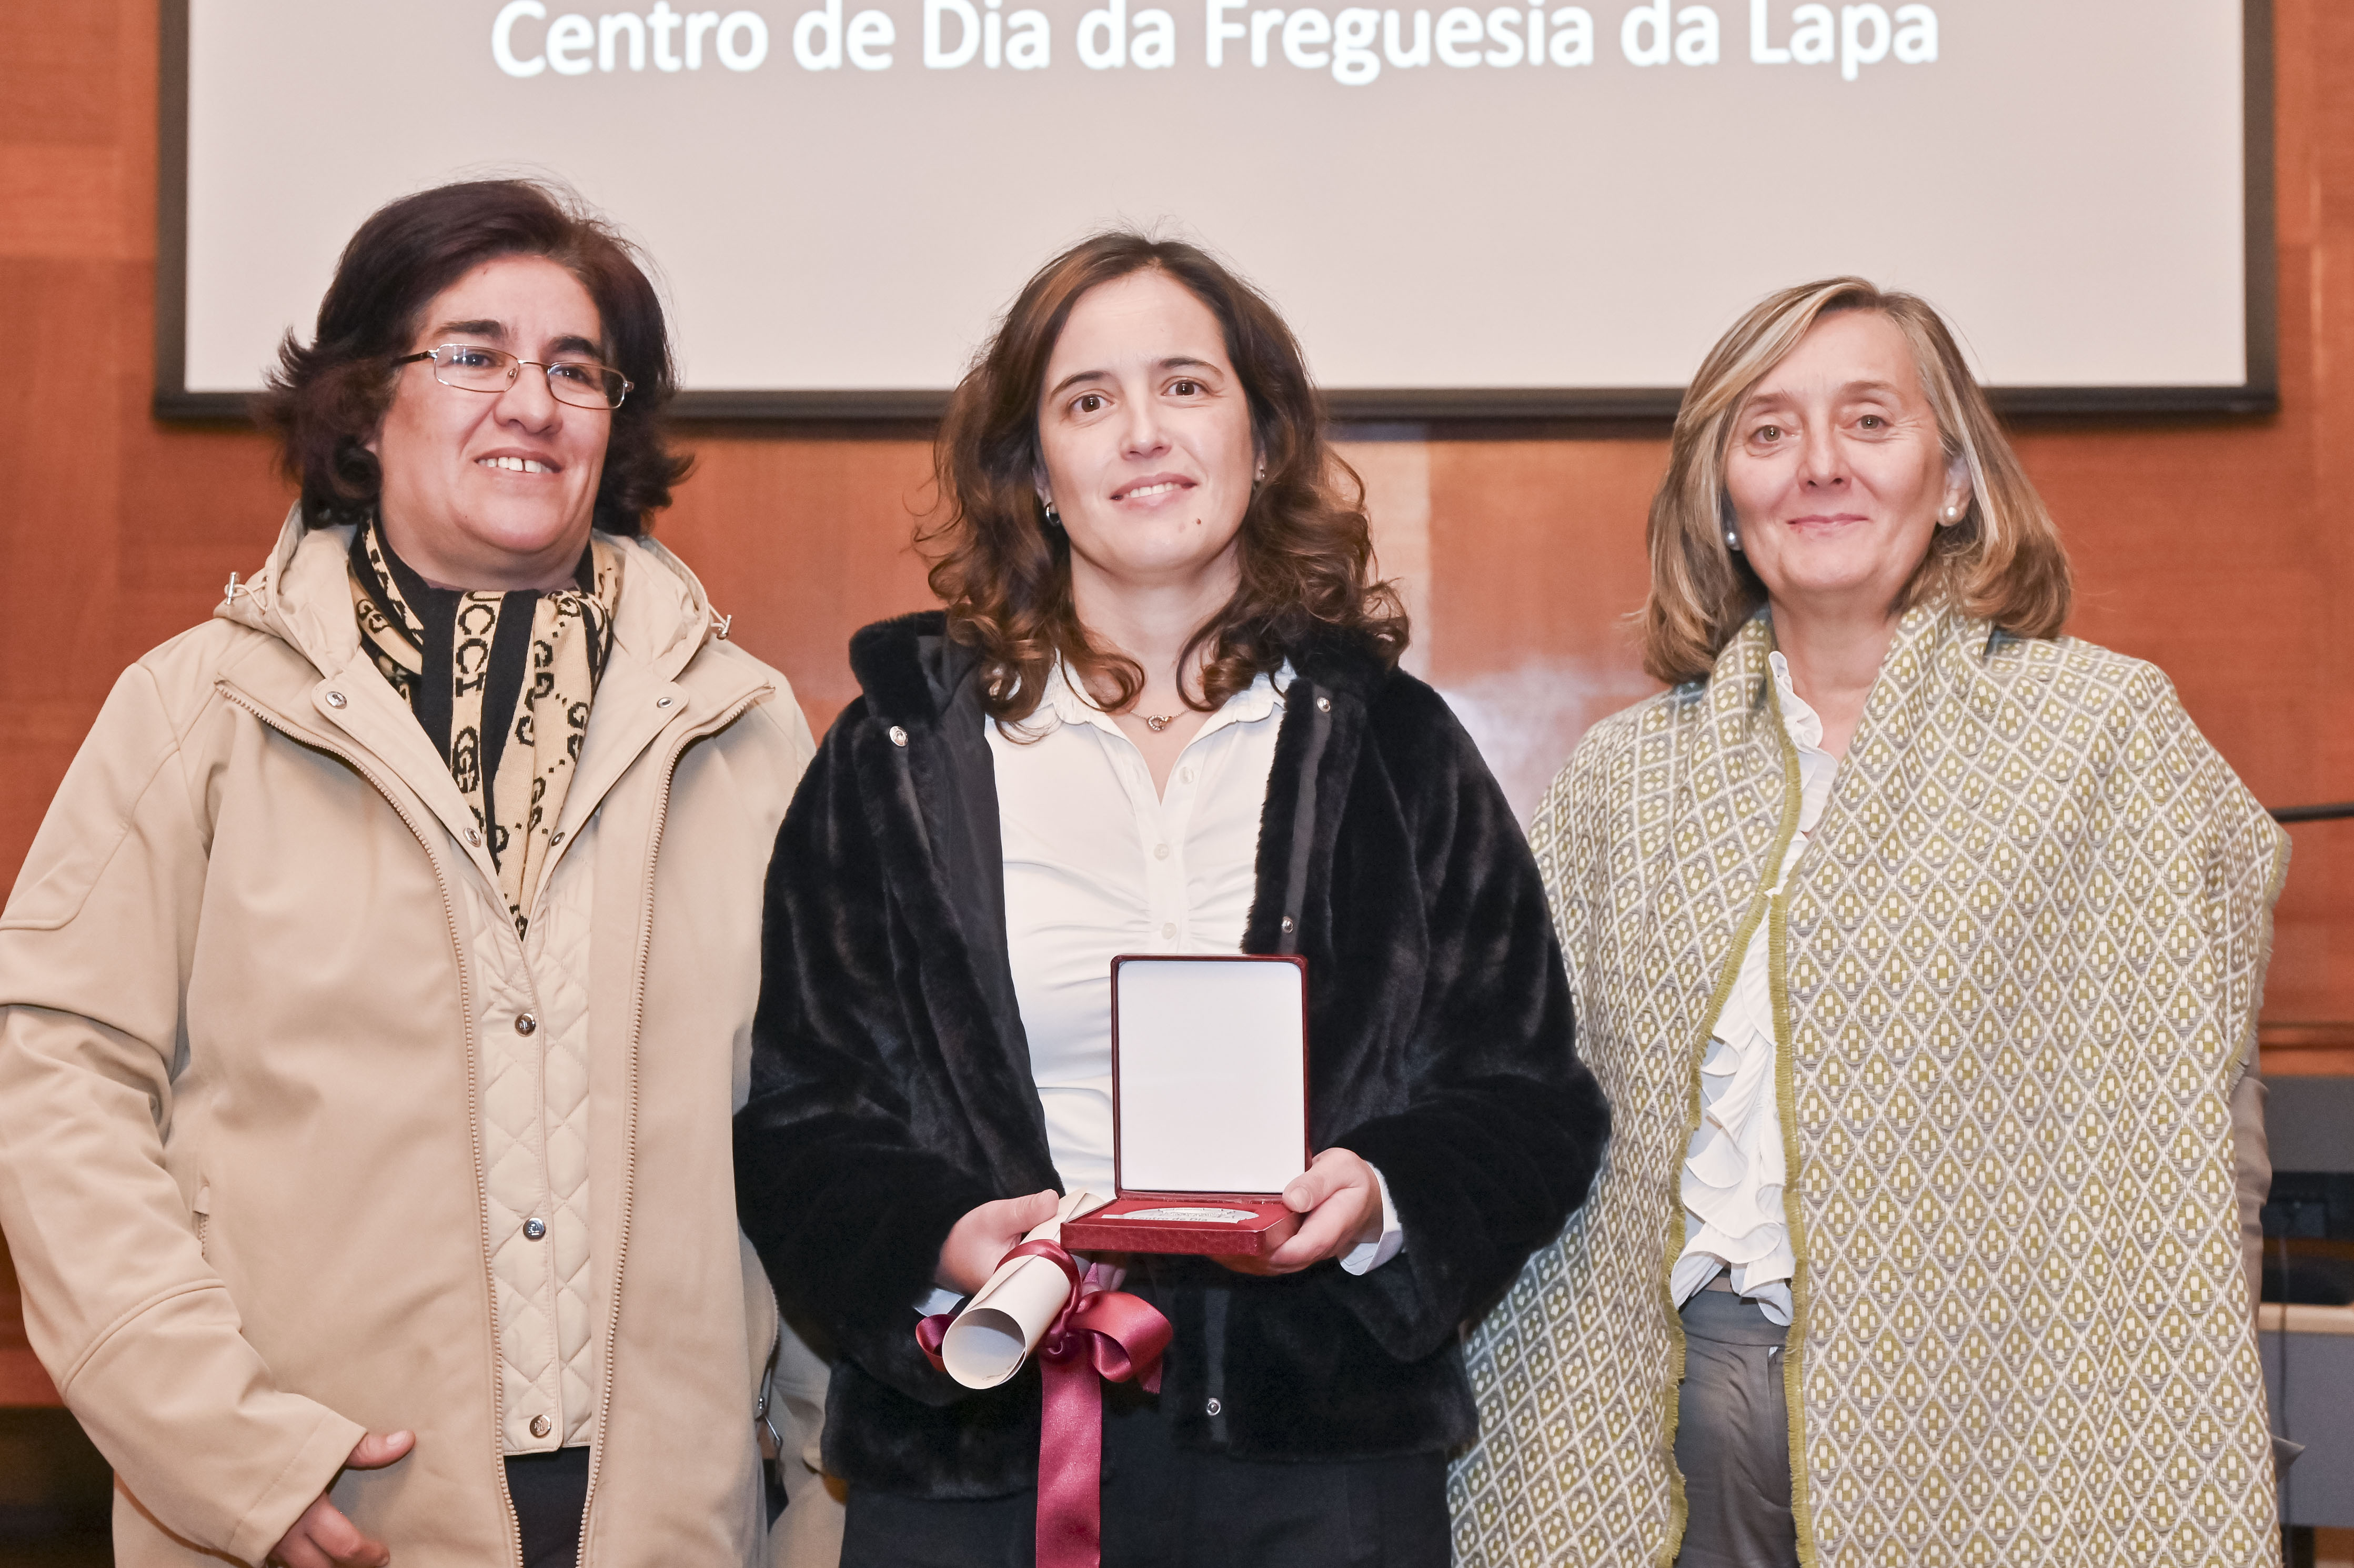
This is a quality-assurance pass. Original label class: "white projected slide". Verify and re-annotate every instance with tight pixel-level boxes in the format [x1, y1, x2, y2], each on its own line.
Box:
[166, 0, 2264, 415]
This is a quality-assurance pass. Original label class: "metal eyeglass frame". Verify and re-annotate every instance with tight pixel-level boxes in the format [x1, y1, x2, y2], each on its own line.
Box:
[391, 345, 633, 411]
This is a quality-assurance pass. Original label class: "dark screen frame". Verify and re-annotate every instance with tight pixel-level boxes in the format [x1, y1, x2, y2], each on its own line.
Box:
[152, 0, 2278, 426]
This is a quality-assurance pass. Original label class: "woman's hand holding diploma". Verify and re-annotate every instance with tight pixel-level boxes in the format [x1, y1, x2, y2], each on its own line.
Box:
[938, 1189, 1062, 1294]
[925, 1190, 1134, 1390]
[1220, 1148, 1385, 1276]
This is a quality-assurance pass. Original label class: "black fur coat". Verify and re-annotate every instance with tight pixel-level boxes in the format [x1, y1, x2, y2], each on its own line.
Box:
[735, 612, 1609, 1498]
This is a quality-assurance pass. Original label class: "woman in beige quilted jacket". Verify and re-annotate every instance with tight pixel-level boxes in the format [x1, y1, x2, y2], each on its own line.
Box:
[0, 181, 840, 1568]
[1451, 279, 2285, 1568]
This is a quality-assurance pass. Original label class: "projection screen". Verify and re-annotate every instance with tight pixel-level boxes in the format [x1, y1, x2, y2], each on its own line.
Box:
[158, 0, 2272, 420]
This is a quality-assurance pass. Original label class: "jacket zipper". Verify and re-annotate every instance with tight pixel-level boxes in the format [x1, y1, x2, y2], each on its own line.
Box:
[215, 685, 524, 1567]
[575, 688, 767, 1568]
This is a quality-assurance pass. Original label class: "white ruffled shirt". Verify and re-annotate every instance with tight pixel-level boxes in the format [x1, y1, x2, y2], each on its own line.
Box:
[1668, 652, 1840, 1325]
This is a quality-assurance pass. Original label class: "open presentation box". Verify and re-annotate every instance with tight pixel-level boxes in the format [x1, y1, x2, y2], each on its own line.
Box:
[1060, 954, 1310, 1258]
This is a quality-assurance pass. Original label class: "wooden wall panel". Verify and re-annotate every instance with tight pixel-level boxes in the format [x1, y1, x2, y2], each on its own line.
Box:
[658, 436, 938, 738]
[6, 0, 2354, 1397]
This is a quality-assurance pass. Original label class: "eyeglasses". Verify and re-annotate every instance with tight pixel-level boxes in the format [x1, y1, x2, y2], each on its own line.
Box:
[393, 344, 632, 411]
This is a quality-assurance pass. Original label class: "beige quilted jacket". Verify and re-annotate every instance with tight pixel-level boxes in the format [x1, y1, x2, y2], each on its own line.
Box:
[0, 514, 839, 1568]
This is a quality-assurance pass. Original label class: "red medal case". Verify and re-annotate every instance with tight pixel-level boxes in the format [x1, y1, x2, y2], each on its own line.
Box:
[1060, 954, 1311, 1258]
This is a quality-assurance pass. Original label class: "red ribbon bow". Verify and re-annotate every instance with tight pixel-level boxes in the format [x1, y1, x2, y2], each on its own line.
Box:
[918, 1239, 1172, 1568]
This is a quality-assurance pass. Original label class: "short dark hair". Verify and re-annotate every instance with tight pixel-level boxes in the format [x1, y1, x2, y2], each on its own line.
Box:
[924, 230, 1408, 725]
[256, 179, 689, 536]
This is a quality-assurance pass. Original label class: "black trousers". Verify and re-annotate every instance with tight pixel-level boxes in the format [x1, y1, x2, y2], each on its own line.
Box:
[840, 1388, 1449, 1568]
[506, 1447, 591, 1568]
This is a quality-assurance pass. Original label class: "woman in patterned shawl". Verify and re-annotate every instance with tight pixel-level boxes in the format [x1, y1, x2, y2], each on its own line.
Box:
[1450, 279, 2285, 1568]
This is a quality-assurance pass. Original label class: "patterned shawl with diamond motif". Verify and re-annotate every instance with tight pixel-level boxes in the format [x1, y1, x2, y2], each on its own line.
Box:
[1450, 605, 2286, 1568]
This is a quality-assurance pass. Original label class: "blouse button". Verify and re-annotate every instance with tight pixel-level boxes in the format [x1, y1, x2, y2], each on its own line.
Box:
[889, 726, 909, 747]
[1204, 1398, 1223, 1416]
[1315, 696, 1332, 712]
[1154, 843, 1170, 860]
[1161, 922, 1176, 940]
[1280, 916, 1296, 933]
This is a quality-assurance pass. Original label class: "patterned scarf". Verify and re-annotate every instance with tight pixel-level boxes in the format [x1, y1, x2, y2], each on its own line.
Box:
[349, 519, 622, 936]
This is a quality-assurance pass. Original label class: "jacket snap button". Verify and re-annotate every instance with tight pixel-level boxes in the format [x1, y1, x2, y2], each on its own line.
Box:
[524, 1217, 547, 1241]
[324, 691, 347, 709]
[1280, 915, 1296, 933]
[529, 1415, 551, 1439]
[1315, 696, 1331, 712]
[889, 726, 909, 747]
[549, 830, 565, 846]
[465, 827, 482, 847]
[656, 696, 674, 708]
[515, 1013, 538, 1036]
[1204, 1398, 1222, 1416]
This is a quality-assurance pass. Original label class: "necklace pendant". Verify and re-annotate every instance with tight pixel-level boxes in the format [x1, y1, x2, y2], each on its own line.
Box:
[1143, 713, 1173, 732]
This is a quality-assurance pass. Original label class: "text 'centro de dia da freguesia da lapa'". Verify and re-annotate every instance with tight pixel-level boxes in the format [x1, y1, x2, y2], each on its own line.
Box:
[489, 0, 1940, 87]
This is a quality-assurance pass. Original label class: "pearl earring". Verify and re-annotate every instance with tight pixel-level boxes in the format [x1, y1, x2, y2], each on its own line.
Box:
[1042, 500, 1062, 529]
[1725, 528, 1742, 552]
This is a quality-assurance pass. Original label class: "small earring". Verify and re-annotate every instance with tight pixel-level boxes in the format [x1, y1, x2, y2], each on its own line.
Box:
[1939, 504, 1963, 525]
[1042, 500, 1062, 529]
[1725, 528, 1742, 552]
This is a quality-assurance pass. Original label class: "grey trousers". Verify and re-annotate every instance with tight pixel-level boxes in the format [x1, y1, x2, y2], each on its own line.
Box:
[1673, 1289, 1800, 1568]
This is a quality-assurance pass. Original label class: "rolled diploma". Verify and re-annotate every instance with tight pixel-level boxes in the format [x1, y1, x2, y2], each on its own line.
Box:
[938, 1190, 1109, 1389]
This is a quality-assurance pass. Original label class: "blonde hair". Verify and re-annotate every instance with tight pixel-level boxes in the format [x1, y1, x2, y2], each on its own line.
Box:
[1638, 278, 2072, 685]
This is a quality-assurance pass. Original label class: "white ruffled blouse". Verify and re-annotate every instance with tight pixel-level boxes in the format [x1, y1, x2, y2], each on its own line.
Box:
[1668, 651, 1840, 1326]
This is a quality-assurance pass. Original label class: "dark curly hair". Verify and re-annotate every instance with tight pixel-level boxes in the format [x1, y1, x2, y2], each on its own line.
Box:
[925, 231, 1407, 725]
[256, 178, 689, 535]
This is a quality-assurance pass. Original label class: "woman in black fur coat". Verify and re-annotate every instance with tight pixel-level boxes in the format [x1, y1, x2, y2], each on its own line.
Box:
[734, 232, 1611, 1567]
